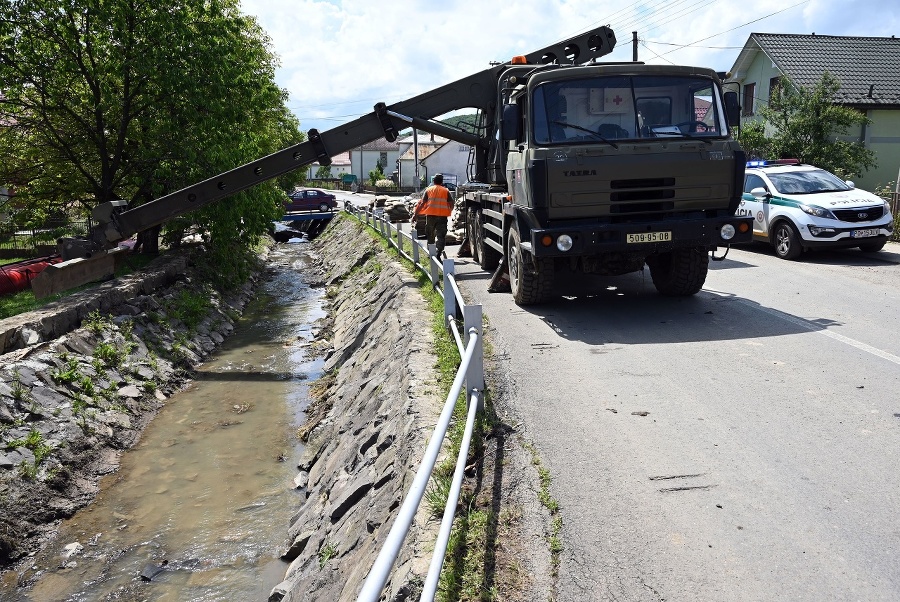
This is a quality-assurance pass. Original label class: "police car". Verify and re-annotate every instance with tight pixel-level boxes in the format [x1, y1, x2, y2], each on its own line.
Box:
[738, 159, 893, 259]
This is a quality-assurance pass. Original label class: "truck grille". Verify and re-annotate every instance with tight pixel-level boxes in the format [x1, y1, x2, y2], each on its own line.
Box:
[832, 206, 885, 222]
[609, 178, 676, 213]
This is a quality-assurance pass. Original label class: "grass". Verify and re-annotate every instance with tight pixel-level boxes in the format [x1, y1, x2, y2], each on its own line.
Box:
[524, 441, 563, 576]
[318, 542, 338, 568]
[163, 288, 213, 331]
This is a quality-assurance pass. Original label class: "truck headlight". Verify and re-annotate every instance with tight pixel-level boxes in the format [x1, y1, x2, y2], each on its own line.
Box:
[720, 224, 736, 241]
[556, 234, 573, 252]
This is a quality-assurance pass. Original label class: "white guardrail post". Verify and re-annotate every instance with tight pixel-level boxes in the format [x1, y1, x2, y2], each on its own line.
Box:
[442, 258, 456, 321]
[411, 230, 420, 265]
[428, 245, 439, 287]
[464, 307, 484, 409]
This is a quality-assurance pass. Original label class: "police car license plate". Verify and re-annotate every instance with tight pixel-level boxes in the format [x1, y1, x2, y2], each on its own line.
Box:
[627, 231, 672, 244]
[851, 229, 879, 238]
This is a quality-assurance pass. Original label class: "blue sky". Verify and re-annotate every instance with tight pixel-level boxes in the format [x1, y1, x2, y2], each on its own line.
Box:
[238, 0, 899, 134]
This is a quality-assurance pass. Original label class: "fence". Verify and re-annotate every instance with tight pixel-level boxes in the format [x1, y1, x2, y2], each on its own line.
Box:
[0, 219, 93, 258]
[345, 205, 485, 602]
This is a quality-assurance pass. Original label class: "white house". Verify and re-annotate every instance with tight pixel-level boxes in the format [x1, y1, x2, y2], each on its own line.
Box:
[396, 132, 470, 188]
[306, 152, 351, 180]
[347, 138, 401, 184]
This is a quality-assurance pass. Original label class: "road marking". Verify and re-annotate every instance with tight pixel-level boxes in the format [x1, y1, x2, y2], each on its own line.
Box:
[707, 290, 900, 367]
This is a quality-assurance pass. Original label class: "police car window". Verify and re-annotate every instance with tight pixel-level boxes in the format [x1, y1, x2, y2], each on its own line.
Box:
[744, 174, 767, 193]
[767, 169, 852, 194]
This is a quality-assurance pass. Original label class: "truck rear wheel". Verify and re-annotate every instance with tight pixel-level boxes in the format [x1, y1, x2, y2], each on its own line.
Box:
[507, 227, 554, 305]
[646, 247, 709, 296]
[473, 209, 500, 271]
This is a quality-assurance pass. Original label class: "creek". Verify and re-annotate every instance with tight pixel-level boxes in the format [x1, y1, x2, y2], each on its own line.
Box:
[2, 242, 324, 602]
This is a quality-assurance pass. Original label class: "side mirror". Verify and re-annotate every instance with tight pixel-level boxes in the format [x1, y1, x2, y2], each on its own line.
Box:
[501, 104, 521, 141]
[724, 91, 741, 127]
[750, 187, 769, 199]
[845, 180, 856, 189]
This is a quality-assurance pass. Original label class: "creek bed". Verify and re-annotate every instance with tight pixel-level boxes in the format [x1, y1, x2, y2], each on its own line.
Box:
[2, 243, 324, 601]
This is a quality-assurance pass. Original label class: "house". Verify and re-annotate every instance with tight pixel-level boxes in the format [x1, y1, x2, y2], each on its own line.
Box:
[346, 138, 401, 184]
[727, 33, 900, 190]
[306, 152, 351, 180]
[395, 132, 470, 189]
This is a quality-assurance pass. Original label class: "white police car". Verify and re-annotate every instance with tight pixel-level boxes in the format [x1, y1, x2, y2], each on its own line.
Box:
[738, 160, 893, 259]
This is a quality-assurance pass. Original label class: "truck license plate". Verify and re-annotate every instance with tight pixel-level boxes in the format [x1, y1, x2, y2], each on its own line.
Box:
[851, 229, 879, 238]
[627, 231, 672, 244]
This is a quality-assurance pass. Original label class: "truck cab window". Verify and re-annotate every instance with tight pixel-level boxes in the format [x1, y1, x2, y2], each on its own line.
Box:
[533, 74, 727, 145]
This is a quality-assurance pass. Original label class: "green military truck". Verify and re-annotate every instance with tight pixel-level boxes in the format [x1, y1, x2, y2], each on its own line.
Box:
[461, 61, 752, 304]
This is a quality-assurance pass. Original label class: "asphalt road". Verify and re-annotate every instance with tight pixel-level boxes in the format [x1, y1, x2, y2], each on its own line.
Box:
[446, 239, 900, 602]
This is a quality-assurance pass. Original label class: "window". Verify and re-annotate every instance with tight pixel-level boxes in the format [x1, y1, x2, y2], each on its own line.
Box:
[744, 173, 767, 193]
[532, 74, 724, 144]
[768, 77, 781, 102]
[379, 152, 388, 169]
[742, 83, 755, 116]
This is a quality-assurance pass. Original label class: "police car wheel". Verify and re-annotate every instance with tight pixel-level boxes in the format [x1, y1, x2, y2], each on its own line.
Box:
[773, 221, 802, 260]
[859, 241, 886, 253]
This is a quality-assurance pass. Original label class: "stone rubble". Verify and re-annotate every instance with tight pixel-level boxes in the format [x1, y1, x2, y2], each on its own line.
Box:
[270, 216, 444, 602]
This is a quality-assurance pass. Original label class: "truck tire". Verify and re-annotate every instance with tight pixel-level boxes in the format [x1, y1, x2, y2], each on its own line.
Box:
[467, 209, 481, 264]
[646, 246, 709, 296]
[473, 209, 500, 271]
[507, 227, 554, 305]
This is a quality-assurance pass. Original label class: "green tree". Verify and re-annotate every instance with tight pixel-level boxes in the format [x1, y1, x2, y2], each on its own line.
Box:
[0, 0, 303, 258]
[368, 163, 385, 187]
[738, 73, 876, 178]
[315, 165, 333, 179]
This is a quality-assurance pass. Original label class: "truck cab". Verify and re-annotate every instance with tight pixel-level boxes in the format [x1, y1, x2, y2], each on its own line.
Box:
[479, 63, 752, 303]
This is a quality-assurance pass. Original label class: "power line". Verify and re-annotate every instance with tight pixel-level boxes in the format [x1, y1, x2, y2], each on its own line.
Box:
[657, 0, 809, 56]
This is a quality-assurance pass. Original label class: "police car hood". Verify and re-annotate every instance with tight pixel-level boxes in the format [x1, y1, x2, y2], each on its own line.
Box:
[780, 188, 884, 208]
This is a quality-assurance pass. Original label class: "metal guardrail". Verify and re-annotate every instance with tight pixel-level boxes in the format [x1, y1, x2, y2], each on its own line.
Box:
[345, 205, 484, 602]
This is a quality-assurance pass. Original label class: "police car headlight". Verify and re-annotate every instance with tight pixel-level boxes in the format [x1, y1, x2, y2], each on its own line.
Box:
[799, 204, 836, 219]
[556, 234, 573, 252]
[720, 224, 736, 241]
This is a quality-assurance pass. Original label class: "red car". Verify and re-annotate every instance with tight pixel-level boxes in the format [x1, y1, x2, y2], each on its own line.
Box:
[284, 189, 337, 212]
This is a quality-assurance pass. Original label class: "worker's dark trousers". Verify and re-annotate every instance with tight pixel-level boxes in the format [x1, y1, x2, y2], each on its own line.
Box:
[425, 215, 448, 254]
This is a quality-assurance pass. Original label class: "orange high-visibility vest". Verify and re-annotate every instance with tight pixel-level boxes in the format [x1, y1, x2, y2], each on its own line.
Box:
[416, 185, 453, 217]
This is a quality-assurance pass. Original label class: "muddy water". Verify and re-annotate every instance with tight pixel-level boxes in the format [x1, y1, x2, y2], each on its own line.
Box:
[4, 243, 325, 602]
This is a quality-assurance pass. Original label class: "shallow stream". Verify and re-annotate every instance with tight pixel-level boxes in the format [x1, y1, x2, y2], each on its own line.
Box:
[3, 242, 324, 601]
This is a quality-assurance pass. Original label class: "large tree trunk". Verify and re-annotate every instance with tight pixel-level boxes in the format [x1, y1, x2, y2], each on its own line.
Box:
[136, 224, 161, 255]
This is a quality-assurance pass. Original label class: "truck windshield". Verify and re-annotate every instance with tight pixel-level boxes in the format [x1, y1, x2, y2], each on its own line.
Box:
[532, 74, 726, 145]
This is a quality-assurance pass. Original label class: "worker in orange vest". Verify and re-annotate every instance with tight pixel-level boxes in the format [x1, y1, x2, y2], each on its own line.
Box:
[411, 173, 454, 258]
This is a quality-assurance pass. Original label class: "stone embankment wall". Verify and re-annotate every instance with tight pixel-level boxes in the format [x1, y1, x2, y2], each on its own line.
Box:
[0, 248, 259, 566]
[270, 216, 443, 602]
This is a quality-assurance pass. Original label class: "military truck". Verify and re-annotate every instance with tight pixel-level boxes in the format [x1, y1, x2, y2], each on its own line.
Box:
[35, 24, 752, 304]
[459, 61, 753, 303]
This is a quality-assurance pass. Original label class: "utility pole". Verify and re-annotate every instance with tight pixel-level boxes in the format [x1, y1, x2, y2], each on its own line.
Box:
[633, 31, 638, 62]
[413, 129, 420, 194]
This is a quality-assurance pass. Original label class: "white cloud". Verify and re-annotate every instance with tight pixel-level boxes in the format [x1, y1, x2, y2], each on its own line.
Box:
[239, 0, 899, 133]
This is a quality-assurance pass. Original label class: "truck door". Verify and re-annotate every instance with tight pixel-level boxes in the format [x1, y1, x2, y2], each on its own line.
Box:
[741, 173, 770, 238]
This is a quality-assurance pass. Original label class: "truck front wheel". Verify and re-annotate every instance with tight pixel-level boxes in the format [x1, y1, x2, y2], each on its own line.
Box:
[507, 227, 554, 305]
[646, 247, 709, 296]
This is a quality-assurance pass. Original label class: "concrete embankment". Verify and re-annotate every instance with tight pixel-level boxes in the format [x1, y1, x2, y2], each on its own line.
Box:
[270, 215, 442, 601]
